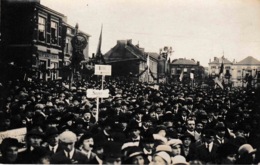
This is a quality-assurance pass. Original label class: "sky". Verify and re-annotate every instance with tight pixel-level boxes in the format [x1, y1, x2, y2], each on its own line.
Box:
[41, 0, 260, 67]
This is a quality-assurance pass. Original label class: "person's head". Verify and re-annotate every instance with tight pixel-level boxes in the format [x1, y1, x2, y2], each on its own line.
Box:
[203, 129, 215, 144]
[124, 146, 146, 165]
[45, 127, 59, 147]
[0, 138, 21, 163]
[59, 131, 77, 152]
[186, 119, 195, 132]
[26, 127, 45, 148]
[171, 155, 189, 165]
[167, 139, 182, 156]
[104, 142, 122, 165]
[83, 111, 92, 121]
[152, 151, 171, 165]
[78, 132, 94, 152]
[217, 142, 238, 164]
[195, 121, 204, 133]
[180, 133, 195, 147]
[238, 144, 257, 160]
[215, 122, 226, 138]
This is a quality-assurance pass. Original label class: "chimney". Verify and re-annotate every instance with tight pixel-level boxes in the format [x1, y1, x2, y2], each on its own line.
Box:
[214, 57, 217, 61]
[127, 39, 132, 45]
[197, 61, 200, 66]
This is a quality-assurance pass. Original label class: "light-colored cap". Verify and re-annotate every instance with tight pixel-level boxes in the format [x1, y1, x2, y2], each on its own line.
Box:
[154, 151, 171, 164]
[167, 139, 183, 147]
[59, 131, 77, 143]
[172, 155, 189, 165]
[238, 144, 257, 155]
[156, 145, 172, 152]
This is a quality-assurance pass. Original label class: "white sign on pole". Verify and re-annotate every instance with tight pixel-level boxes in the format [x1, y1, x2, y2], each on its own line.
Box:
[95, 65, 111, 76]
[87, 89, 110, 98]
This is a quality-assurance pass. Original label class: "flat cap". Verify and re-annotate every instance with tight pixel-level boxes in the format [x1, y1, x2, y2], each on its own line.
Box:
[59, 131, 77, 143]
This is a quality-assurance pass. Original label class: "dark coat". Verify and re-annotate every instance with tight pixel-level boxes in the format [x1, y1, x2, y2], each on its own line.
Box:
[50, 149, 88, 164]
[194, 143, 219, 164]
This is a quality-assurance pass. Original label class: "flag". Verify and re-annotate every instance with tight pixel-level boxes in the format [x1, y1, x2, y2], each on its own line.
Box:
[147, 54, 150, 69]
[179, 70, 184, 82]
[214, 77, 224, 89]
[214, 59, 224, 89]
[96, 25, 106, 64]
[219, 61, 224, 79]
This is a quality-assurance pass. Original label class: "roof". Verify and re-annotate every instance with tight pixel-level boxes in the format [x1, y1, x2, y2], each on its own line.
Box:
[147, 52, 160, 61]
[209, 57, 232, 64]
[104, 40, 146, 63]
[171, 58, 197, 65]
[235, 56, 260, 65]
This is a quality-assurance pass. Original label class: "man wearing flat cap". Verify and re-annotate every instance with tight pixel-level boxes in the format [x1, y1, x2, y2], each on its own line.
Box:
[50, 130, 88, 164]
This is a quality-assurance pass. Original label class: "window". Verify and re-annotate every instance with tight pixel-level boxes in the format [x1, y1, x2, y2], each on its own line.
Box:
[51, 21, 58, 44]
[67, 28, 72, 34]
[65, 39, 69, 53]
[225, 66, 231, 69]
[38, 17, 46, 41]
[211, 66, 216, 69]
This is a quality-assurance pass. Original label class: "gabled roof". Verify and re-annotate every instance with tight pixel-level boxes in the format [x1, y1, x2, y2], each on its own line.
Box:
[104, 40, 146, 63]
[235, 56, 260, 65]
[209, 57, 232, 64]
[171, 58, 197, 65]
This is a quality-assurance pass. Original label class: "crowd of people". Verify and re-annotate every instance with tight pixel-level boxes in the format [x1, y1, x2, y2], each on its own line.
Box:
[0, 77, 260, 164]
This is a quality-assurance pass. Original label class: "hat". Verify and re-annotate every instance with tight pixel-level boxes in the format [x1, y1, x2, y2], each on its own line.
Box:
[203, 129, 216, 138]
[154, 151, 171, 164]
[180, 132, 195, 142]
[59, 131, 77, 143]
[79, 132, 93, 144]
[215, 122, 226, 131]
[1, 138, 23, 151]
[238, 144, 257, 155]
[126, 146, 144, 158]
[45, 127, 59, 137]
[156, 145, 172, 152]
[27, 127, 45, 138]
[167, 139, 183, 147]
[171, 155, 189, 165]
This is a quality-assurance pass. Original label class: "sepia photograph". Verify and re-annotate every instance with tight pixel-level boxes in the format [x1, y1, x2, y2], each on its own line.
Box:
[0, 0, 260, 164]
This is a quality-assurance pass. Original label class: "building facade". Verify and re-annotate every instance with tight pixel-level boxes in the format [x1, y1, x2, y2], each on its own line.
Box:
[103, 39, 158, 82]
[169, 58, 204, 84]
[1, 0, 89, 81]
[232, 56, 260, 87]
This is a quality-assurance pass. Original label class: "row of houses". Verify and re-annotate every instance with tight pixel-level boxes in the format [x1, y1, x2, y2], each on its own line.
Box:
[208, 56, 260, 87]
[0, 0, 259, 87]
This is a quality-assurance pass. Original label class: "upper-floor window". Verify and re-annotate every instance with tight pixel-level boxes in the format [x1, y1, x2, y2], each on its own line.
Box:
[51, 21, 58, 44]
[211, 66, 216, 69]
[67, 28, 72, 34]
[225, 66, 231, 69]
[65, 38, 70, 53]
[38, 17, 46, 41]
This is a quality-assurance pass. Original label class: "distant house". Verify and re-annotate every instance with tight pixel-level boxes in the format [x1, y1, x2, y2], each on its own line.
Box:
[103, 39, 158, 82]
[169, 58, 204, 83]
[208, 57, 233, 78]
[232, 56, 260, 87]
